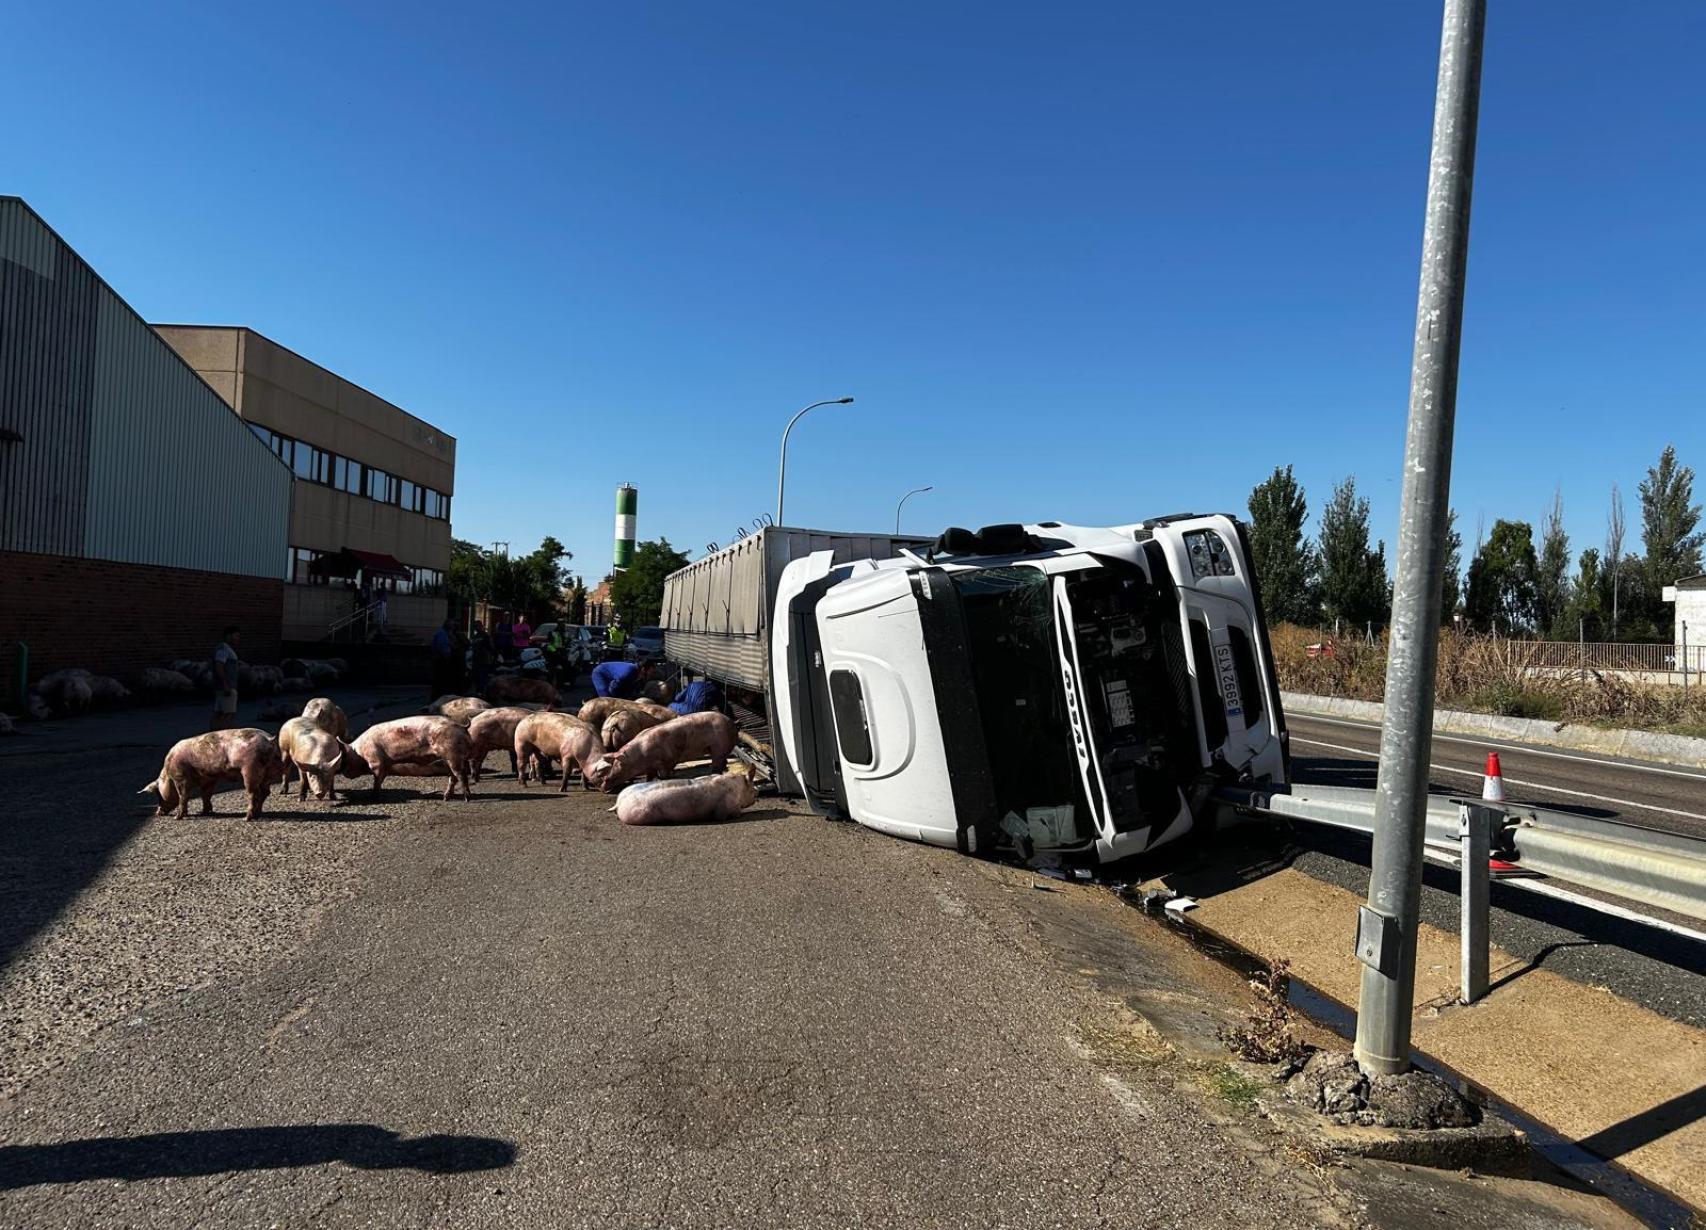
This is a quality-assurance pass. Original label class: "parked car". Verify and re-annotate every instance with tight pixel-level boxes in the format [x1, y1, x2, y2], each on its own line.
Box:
[628, 626, 665, 661]
[530, 622, 559, 647]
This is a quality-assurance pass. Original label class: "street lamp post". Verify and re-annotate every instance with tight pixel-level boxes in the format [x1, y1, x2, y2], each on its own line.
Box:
[776, 398, 854, 525]
[895, 485, 934, 535]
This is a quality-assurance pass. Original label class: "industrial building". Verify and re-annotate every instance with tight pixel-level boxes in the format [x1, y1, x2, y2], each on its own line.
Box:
[0, 197, 292, 684]
[153, 326, 456, 643]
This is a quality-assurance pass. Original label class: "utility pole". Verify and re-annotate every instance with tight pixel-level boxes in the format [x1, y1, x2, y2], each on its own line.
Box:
[1354, 0, 1487, 1077]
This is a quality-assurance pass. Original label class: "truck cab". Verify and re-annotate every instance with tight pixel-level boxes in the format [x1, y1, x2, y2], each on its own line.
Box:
[773, 516, 1286, 864]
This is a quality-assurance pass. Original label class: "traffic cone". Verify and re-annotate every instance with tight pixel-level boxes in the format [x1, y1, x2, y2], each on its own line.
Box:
[1481, 752, 1505, 803]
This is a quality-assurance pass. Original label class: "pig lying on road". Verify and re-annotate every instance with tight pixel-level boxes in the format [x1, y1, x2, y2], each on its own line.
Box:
[140, 729, 286, 820]
[613, 771, 757, 825]
[302, 696, 348, 739]
[589, 711, 739, 792]
[600, 707, 670, 751]
[426, 695, 493, 727]
[513, 713, 605, 792]
[343, 716, 473, 801]
[467, 706, 533, 782]
[485, 675, 558, 707]
[277, 716, 353, 803]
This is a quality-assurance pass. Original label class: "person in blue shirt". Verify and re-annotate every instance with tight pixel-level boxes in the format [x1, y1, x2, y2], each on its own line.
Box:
[590, 659, 655, 699]
[669, 680, 724, 716]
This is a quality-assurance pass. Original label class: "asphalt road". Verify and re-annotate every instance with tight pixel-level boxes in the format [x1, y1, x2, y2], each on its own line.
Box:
[1, 722, 1357, 1230]
[1286, 713, 1706, 841]
[1282, 712, 1706, 1027]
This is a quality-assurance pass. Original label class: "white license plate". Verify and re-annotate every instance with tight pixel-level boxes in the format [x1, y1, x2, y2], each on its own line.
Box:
[1213, 642, 1243, 718]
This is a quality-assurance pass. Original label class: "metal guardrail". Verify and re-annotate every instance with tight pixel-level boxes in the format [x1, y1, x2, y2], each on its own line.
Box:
[1211, 782, 1706, 925]
[1501, 640, 1703, 675]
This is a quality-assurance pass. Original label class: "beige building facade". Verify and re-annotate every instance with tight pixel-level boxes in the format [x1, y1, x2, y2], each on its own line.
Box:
[153, 325, 456, 641]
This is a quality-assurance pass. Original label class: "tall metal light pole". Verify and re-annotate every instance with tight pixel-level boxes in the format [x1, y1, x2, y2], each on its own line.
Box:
[1355, 0, 1486, 1077]
[895, 485, 934, 534]
[776, 398, 854, 525]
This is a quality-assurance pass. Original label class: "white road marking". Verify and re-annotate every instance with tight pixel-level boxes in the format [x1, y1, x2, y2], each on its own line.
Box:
[1291, 713, 1706, 783]
[1290, 735, 1706, 825]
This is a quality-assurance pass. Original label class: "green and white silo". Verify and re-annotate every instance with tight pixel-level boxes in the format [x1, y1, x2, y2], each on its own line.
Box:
[613, 483, 637, 570]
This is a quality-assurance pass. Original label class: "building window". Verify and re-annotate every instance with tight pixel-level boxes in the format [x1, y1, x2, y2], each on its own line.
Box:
[294, 441, 330, 484]
[400, 479, 417, 512]
[286, 546, 324, 584]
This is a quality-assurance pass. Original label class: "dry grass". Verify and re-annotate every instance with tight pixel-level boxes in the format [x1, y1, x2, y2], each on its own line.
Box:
[1269, 624, 1706, 735]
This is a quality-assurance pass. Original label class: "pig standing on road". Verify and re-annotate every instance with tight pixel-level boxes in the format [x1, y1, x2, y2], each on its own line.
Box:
[302, 697, 348, 739]
[600, 707, 670, 751]
[426, 695, 493, 727]
[140, 729, 286, 820]
[613, 771, 757, 825]
[467, 706, 533, 782]
[576, 696, 673, 729]
[343, 716, 474, 801]
[589, 711, 739, 792]
[484, 675, 558, 707]
[513, 712, 605, 792]
[276, 716, 353, 803]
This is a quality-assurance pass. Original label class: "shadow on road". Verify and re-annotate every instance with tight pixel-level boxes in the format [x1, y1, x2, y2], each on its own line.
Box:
[0, 1124, 517, 1190]
[1578, 1084, 1706, 1161]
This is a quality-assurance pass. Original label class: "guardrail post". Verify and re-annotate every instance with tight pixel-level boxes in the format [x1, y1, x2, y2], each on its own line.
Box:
[1459, 803, 1493, 1004]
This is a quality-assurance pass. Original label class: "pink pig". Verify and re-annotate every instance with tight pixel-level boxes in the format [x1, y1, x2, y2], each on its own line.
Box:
[589, 711, 739, 792]
[513, 712, 605, 792]
[343, 716, 473, 801]
[140, 728, 286, 820]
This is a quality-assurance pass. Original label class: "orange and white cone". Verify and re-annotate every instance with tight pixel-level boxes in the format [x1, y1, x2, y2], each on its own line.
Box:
[1481, 751, 1505, 803]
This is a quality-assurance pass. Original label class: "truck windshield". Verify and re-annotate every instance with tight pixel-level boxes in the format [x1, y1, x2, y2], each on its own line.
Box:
[948, 566, 1083, 839]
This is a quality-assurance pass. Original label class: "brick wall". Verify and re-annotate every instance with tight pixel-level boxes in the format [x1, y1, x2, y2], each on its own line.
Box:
[1, 550, 282, 694]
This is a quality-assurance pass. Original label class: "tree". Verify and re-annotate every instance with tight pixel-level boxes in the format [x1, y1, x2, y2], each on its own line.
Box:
[1536, 488, 1571, 638]
[448, 537, 574, 623]
[1317, 477, 1389, 628]
[564, 579, 588, 625]
[1440, 508, 1463, 626]
[608, 539, 690, 627]
[1606, 483, 1626, 639]
[1246, 465, 1319, 625]
[1464, 519, 1539, 635]
[1561, 547, 1608, 641]
[1638, 444, 1703, 639]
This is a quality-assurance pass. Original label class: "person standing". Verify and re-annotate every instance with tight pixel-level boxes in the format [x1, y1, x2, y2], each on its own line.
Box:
[374, 588, 389, 637]
[606, 619, 628, 658]
[493, 617, 514, 662]
[470, 620, 496, 693]
[429, 618, 456, 700]
[512, 614, 533, 656]
[209, 625, 242, 731]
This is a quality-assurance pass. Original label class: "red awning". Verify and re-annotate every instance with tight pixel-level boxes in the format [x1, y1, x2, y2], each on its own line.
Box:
[309, 548, 413, 578]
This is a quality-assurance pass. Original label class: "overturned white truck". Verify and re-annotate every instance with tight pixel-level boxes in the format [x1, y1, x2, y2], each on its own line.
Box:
[661, 516, 1289, 864]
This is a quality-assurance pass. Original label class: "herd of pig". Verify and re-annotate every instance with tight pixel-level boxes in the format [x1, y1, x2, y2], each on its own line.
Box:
[19, 658, 350, 723]
[139, 691, 756, 827]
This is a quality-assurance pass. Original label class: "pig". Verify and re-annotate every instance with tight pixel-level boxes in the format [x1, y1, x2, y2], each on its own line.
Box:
[85, 675, 130, 705]
[304, 660, 340, 683]
[426, 695, 492, 727]
[30, 677, 92, 717]
[613, 771, 758, 825]
[641, 681, 673, 704]
[513, 712, 605, 792]
[276, 716, 352, 802]
[588, 711, 739, 792]
[281, 677, 313, 693]
[342, 716, 474, 801]
[576, 696, 673, 729]
[139, 667, 195, 693]
[140, 729, 286, 820]
[466, 706, 532, 782]
[600, 707, 670, 751]
[485, 675, 558, 707]
[302, 696, 348, 739]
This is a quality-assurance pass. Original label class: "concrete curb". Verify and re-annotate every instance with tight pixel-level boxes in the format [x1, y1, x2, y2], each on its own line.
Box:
[1282, 691, 1706, 771]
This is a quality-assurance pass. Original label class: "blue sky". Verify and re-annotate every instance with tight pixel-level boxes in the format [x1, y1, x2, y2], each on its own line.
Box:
[6, 2, 1703, 580]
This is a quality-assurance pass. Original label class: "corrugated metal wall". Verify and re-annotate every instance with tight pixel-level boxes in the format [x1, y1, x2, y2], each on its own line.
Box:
[0, 198, 291, 577]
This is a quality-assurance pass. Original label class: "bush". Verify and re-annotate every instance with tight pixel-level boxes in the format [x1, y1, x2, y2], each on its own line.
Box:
[1270, 623, 1706, 734]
